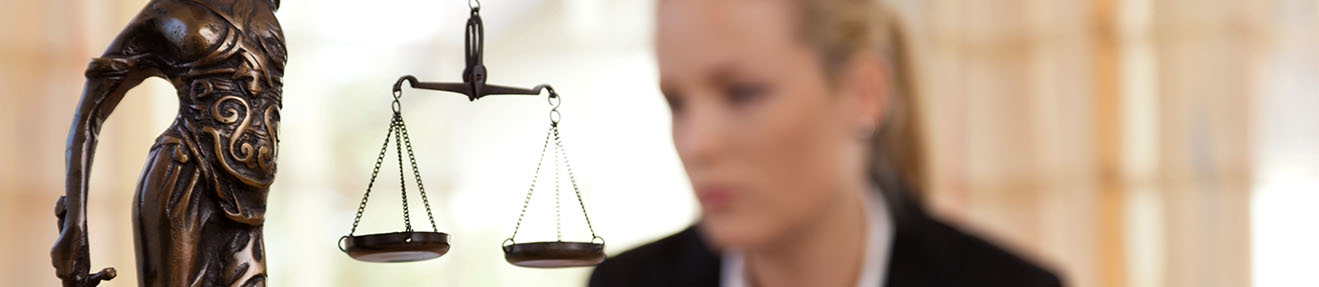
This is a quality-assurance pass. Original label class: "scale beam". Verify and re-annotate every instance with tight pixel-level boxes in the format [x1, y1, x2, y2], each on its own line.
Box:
[392, 75, 550, 101]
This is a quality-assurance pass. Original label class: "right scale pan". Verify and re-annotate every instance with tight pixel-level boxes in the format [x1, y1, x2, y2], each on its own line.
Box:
[502, 91, 606, 268]
[503, 240, 605, 268]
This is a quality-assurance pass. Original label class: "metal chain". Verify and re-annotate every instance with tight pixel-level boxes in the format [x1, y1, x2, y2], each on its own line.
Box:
[509, 127, 554, 241]
[554, 125, 598, 238]
[349, 114, 398, 235]
[507, 89, 600, 242]
[554, 136, 562, 241]
[398, 119, 439, 231]
[393, 115, 413, 232]
[349, 89, 440, 235]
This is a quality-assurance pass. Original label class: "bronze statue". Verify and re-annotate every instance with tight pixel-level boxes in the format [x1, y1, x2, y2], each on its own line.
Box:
[52, 0, 285, 286]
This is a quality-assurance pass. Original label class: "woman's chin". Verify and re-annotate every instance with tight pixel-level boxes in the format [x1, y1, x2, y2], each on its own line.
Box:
[697, 217, 776, 251]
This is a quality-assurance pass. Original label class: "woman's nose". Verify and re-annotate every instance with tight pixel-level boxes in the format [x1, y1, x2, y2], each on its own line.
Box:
[673, 98, 729, 170]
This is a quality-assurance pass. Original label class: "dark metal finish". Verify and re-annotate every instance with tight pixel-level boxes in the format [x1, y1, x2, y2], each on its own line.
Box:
[347, 4, 606, 269]
[393, 75, 550, 101]
[389, 8, 552, 101]
[340, 232, 451, 263]
[502, 241, 606, 268]
[340, 96, 445, 263]
[52, 0, 285, 286]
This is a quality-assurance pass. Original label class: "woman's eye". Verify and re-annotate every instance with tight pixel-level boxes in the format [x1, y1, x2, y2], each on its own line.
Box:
[725, 83, 767, 106]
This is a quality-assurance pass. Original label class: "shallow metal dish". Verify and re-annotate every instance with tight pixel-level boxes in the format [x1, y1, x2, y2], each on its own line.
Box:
[502, 241, 605, 268]
[340, 231, 450, 263]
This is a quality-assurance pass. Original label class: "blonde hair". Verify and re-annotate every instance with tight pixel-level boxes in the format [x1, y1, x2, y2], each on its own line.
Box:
[798, 0, 926, 193]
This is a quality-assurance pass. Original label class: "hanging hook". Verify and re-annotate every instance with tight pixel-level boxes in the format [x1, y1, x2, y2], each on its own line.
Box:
[469, 0, 481, 11]
[546, 87, 562, 126]
[549, 110, 562, 126]
[392, 89, 403, 113]
[546, 87, 560, 108]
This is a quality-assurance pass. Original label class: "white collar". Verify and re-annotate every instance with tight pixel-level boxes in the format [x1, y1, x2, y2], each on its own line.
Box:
[720, 187, 895, 286]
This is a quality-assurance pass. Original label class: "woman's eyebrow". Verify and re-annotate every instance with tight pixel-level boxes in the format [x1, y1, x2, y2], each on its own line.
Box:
[659, 58, 740, 97]
[709, 63, 742, 87]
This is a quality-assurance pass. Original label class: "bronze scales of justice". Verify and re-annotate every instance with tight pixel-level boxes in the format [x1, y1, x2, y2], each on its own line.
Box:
[52, 0, 602, 285]
[336, 0, 607, 268]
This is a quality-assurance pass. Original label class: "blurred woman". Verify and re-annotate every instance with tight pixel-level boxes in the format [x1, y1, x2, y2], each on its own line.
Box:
[589, 0, 1061, 286]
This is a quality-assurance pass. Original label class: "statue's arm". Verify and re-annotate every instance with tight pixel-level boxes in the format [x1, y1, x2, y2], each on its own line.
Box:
[52, 7, 166, 287]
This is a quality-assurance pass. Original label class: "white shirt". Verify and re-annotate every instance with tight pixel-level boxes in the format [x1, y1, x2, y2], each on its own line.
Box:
[720, 188, 895, 287]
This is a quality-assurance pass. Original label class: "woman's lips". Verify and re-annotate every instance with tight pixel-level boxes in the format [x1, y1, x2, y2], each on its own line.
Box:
[695, 184, 736, 211]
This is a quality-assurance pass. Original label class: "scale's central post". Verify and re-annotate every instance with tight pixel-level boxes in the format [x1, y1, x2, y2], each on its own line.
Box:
[391, 8, 548, 101]
[339, 3, 605, 269]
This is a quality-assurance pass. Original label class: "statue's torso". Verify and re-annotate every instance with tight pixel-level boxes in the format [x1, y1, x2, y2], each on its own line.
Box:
[150, 0, 285, 224]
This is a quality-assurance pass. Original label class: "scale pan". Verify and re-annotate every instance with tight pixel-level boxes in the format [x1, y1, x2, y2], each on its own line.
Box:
[340, 231, 450, 263]
[503, 241, 605, 268]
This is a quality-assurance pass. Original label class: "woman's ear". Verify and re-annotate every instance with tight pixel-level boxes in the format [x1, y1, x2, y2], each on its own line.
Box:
[840, 51, 891, 136]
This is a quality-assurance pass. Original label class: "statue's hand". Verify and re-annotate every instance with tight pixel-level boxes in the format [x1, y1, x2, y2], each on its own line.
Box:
[52, 196, 88, 285]
[52, 196, 116, 287]
[86, 268, 117, 286]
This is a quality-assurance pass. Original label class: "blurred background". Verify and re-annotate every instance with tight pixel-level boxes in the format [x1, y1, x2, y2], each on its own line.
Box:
[1, 0, 1316, 286]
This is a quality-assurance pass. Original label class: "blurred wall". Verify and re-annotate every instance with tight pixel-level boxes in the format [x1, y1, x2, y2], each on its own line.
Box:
[893, 0, 1319, 286]
[2, 0, 1317, 286]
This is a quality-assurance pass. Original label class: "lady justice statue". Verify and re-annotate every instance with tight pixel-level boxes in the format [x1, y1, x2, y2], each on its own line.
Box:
[52, 0, 285, 286]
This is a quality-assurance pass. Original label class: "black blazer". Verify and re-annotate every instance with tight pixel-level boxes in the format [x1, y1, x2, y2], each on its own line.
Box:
[588, 186, 1063, 287]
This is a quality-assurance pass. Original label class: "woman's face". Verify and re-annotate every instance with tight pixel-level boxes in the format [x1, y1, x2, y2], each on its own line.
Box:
[658, 0, 876, 249]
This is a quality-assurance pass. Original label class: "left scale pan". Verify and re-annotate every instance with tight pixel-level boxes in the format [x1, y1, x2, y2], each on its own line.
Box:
[338, 87, 448, 263]
[340, 231, 451, 262]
